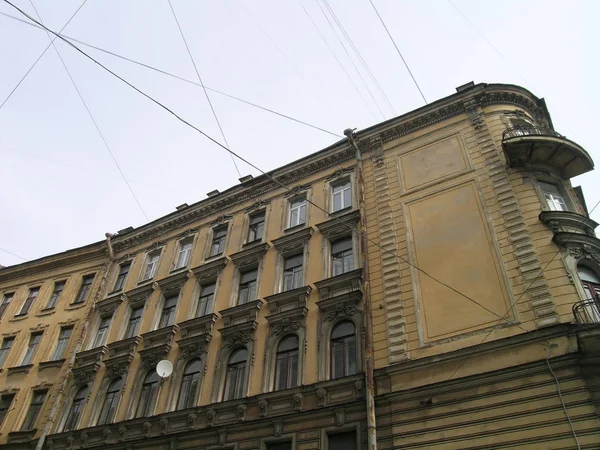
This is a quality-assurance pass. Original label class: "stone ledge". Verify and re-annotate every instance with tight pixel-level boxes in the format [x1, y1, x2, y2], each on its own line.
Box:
[191, 257, 228, 283]
[38, 359, 66, 371]
[6, 364, 33, 375]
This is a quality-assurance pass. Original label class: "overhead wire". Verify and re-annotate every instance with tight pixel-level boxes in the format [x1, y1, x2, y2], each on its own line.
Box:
[367, 0, 428, 104]
[0, 0, 89, 111]
[166, 0, 241, 178]
[445, 198, 600, 383]
[236, 0, 344, 126]
[0, 247, 27, 261]
[315, 0, 386, 120]
[0, 10, 341, 139]
[5, 0, 535, 331]
[297, 1, 378, 121]
[26, 0, 149, 221]
[321, 0, 396, 116]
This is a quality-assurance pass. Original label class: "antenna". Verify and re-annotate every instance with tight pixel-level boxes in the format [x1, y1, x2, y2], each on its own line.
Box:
[156, 359, 173, 379]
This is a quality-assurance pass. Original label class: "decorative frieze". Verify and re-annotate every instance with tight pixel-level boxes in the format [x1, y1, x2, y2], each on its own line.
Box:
[157, 270, 191, 295]
[124, 282, 157, 307]
[229, 243, 270, 269]
[271, 227, 314, 256]
[316, 210, 360, 241]
[72, 346, 107, 385]
[191, 257, 228, 284]
[139, 325, 179, 367]
[104, 336, 141, 374]
[96, 293, 125, 315]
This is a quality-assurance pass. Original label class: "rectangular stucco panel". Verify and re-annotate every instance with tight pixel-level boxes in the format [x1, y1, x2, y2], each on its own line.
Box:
[407, 181, 510, 341]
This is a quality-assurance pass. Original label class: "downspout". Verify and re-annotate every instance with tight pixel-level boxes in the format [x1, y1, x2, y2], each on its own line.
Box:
[345, 128, 377, 450]
[35, 233, 117, 450]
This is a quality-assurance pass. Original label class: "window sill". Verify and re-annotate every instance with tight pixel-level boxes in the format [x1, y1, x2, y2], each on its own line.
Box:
[206, 252, 224, 262]
[39, 359, 65, 371]
[6, 364, 34, 375]
[137, 278, 155, 286]
[65, 303, 86, 311]
[170, 265, 188, 274]
[284, 223, 306, 234]
[37, 308, 56, 317]
[8, 430, 37, 444]
[329, 206, 353, 216]
[9, 314, 28, 322]
[243, 238, 264, 247]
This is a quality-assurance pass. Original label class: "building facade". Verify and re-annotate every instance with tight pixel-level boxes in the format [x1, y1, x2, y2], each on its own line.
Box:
[0, 82, 598, 450]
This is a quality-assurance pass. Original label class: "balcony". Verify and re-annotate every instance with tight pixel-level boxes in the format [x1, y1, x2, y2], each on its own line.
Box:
[502, 126, 594, 178]
[573, 298, 600, 325]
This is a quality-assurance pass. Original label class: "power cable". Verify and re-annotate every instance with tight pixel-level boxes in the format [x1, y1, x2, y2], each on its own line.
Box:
[166, 0, 241, 178]
[0, 247, 27, 261]
[0, 0, 88, 111]
[0, 10, 342, 139]
[315, 0, 386, 120]
[446, 198, 600, 383]
[321, 0, 396, 116]
[298, 1, 378, 121]
[26, 0, 149, 221]
[236, 0, 344, 126]
[367, 0, 428, 104]
[5, 0, 534, 331]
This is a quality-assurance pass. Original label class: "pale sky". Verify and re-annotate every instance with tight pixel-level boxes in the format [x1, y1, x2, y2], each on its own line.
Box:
[0, 0, 598, 266]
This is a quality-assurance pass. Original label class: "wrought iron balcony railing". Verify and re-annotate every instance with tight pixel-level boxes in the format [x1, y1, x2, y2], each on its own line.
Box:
[502, 126, 562, 140]
[573, 298, 600, 325]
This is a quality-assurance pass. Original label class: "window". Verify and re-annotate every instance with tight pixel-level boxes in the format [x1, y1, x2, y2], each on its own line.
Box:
[332, 179, 352, 212]
[0, 293, 13, 319]
[196, 283, 215, 317]
[238, 269, 258, 305]
[0, 394, 15, 427]
[266, 442, 292, 450]
[63, 386, 88, 432]
[210, 226, 228, 257]
[17, 287, 39, 316]
[21, 332, 43, 366]
[0, 337, 14, 368]
[539, 181, 568, 211]
[330, 321, 356, 379]
[223, 348, 247, 401]
[332, 238, 354, 276]
[113, 263, 131, 292]
[158, 294, 178, 328]
[579, 266, 600, 303]
[274, 335, 299, 391]
[141, 252, 161, 282]
[20, 390, 46, 431]
[177, 359, 201, 410]
[328, 431, 357, 450]
[283, 254, 303, 291]
[247, 212, 265, 243]
[45, 281, 65, 309]
[174, 238, 193, 270]
[124, 306, 144, 338]
[74, 275, 95, 304]
[135, 371, 160, 417]
[288, 197, 306, 228]
[93, 316, 112, 348]
[97, 378, 122, 425]
[51, 327, 73, 361]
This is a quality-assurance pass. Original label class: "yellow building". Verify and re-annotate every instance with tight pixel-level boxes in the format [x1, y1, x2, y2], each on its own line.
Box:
[0, 82, 598, 450]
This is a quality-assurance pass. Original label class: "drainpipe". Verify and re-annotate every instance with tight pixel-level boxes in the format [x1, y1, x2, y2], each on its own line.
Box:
[345, 128, 377, 450]
[35, 233, 117, 450]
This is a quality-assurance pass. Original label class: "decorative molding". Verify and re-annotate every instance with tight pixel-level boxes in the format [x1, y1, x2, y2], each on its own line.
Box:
[124, 282, 157, 307]
[258, 398, 268, 417]
[6, 364, 33, 376]
[157, 270, 191, 295]
[38, 359, 66, 371]
[210, 214, 234, 228]
[237, 403, 247, 421]
[283, 183, 312, 198]
[264, 285, 311, 315]
[191, 257, 228, 284]
[176, 227, 200, 241]
[326, 167, 355, 181]
[178, 313, 218, 339]
[96, 293, 125, 315]
[314, 269, 362, 301]
[104, 336, 141, 373]
[72, 346, 106, 384]
[554, 233, 600, 264]
[316, 210, 360, 241]
[139, 325, 178, 367]
[245, 199, 270, 213]
[219, 299, 263, 329]
[293, 393, 303, 411]
[540, 211, 598, 237]
[273, 419, 283, 437]
[271, 227, 314, 256]
[229, 242, 270, 269]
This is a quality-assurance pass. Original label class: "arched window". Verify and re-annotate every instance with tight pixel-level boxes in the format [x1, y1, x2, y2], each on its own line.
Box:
[274, 335, 299, 391]
[330, 321, 356, 379]
[97, 378, 123, 425]
[223, 348, 247, 401]
[63, 386, 88, 431]
[579, 266, 600, 303]
[177, 359, 201, 410]
[135, 371, 160, 418]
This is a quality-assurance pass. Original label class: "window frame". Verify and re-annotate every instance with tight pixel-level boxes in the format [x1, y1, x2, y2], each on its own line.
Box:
[209, 225, 229, 258]
[140, 250, 162, 283]
[73, 274, 95, 305]
[0, 336, 15, 368]
[237, 268, 258, 305]
[0, 292, 14, 320]
[330, 177, 352, 213]
[16, 287, 40, 316]
[330, 321, 357, 379]
[331, 238, 355, 277]
[44, 281, 66, 310]
[222, 347, 249, 402]
[97, 378, 123, 426]
[20, 390, 47, 431]
[195, 282, 216, 317]
[282, 254, 304, 292]
[247, 211, 266, 244]
[287, 196, 307, 229]
[51, 326, 73, 361]
[124, 305, 144, 339]
[273, 334, 300, 391]
[21, 332, 43, 366]
[92, 314, 113, 348]
[177, 359, 202, 410]
[135, 370, 161, 418]
[157, 293, 179, 329]
[173, 237, 194, 271]
[112, 262, 132, 293]
[62, 385, 89, 432]
[0, 393, 15, 428]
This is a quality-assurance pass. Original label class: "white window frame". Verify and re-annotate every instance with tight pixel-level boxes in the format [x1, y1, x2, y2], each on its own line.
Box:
[538, 181, 569, 212]
[331, 178, 352, 213]
[140, 250, 161, 282]
[173, 237, 194, 271]
[287, 196, 307, 229]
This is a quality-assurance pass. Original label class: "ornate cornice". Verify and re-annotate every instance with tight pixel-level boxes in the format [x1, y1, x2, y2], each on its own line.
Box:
[124, 282, 157, 307]
[104, 336, 141, 370]
[178, 314, 218, 339]
[264, 285, 311, 315]
[157, 270, 191, 295]
[271, 227, 314, 256]
[96, 293, 125, 315]
[229, 243, 270, 269]
[539, 211, 598, 237]
[219, 300, 263, 329]
[191, 257, 228, 284]
[314, 268, 363, 300]
[316, 210, 360, 241]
